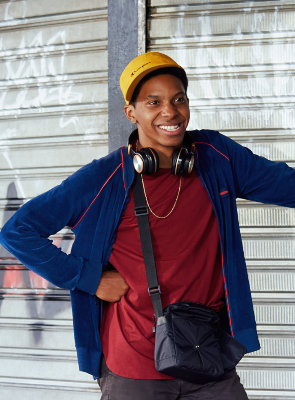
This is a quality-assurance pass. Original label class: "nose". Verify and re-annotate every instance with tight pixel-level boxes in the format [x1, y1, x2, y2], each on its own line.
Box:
[161, 101, 178, 118]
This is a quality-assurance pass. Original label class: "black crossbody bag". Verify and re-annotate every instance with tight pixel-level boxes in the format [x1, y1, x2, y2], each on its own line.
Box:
[132, 172, 246, 384]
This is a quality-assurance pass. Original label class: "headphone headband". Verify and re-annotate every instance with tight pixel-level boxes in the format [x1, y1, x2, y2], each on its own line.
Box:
[127, 129, 195, 176]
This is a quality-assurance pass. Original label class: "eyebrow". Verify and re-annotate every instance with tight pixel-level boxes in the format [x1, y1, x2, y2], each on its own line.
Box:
[145, 91, 185, 100]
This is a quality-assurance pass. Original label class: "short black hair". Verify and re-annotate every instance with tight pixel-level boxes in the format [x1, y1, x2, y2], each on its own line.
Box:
[129, 67, 188, 107]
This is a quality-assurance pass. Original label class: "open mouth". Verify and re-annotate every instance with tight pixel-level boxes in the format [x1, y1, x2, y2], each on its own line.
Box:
[157, 123, 183, 132]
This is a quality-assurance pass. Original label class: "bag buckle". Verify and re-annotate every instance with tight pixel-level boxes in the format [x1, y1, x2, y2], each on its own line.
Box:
[148, 286, 161, 296]
[134, 206, 149, 216]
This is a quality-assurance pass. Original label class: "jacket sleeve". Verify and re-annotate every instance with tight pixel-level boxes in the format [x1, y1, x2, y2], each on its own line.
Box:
[0, 162, 102, 295]
[222, 135, 295, 207]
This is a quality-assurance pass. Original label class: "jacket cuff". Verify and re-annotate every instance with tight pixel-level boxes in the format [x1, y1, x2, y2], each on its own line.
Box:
[75, 259, 102, 295]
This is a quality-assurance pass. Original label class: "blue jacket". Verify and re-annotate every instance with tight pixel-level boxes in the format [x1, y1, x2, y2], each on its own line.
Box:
[0, 129, 294, 378]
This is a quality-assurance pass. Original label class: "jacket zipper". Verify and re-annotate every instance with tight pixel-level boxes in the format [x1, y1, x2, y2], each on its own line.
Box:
[195, 161, 234, 337]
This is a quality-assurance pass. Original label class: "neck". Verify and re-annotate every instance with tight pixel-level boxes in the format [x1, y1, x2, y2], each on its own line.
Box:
[155, 148, 174, 168]
[136, 140, 179, 168]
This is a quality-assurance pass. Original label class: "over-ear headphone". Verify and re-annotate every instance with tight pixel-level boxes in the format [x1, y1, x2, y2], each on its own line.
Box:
[127, 129, 195, 176]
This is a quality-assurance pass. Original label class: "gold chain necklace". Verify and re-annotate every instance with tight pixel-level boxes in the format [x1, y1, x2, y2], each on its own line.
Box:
[141, 174, 182, 219]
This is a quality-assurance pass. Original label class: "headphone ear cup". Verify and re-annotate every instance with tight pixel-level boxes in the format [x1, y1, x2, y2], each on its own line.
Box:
[171, 148, 180, 176]
[139, 148, 159, 175]
[149, 148, 160, 174]
[171, 148, 188, 175]
[182, 153, 195, 174]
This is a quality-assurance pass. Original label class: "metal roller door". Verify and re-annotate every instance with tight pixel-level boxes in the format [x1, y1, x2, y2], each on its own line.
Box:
[148, 1, 295, 398]
[0, 1, 107, 398]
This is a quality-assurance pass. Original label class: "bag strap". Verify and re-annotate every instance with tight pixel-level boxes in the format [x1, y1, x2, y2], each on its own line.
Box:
[131, 172, 163, 319]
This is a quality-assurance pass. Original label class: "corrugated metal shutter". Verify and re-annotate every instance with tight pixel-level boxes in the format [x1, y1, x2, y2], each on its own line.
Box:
[148, 1, 295, 399]
[0, 1, 107, 398]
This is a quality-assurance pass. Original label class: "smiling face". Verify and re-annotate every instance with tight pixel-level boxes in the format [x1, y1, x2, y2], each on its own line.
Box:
[124, 74, 190, 164]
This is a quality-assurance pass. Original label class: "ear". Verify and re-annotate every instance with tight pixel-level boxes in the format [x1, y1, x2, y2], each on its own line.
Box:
[124, 105, 137, 124]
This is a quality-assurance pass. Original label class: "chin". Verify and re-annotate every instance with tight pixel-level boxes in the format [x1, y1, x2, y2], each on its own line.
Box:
[162, 131, 185, 143]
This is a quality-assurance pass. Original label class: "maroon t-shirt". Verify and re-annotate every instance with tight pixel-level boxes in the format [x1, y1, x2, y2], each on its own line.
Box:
[100, 168, 224, 379]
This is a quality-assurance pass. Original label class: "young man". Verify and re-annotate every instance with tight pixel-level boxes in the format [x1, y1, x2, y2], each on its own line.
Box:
[0, 52, 294, 399]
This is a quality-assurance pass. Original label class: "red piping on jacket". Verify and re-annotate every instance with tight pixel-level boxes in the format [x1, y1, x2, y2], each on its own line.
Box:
[70, 163, 122, 229]
[195, 148, 199, 161]
[218, 225, 234, 337]
[193, 135, 233, 335]
[121, 148, 126, 191]
[194, 142, 230, 162]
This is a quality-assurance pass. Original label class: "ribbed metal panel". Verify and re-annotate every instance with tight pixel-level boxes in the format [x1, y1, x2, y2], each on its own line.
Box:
[0, 1, 108, 197]
[0, 0, 107, 398]
[148, 1, 295, 398]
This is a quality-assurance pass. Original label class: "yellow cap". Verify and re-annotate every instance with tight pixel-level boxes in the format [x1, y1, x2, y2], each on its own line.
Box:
[120, 52, 184, 104]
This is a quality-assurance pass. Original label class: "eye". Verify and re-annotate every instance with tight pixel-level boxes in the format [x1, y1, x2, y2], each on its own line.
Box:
[175, 96, 185, 103]
[148, 100, 159, 106]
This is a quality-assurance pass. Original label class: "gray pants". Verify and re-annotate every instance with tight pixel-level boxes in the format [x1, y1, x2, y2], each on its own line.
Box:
[98, 357, 249, 400]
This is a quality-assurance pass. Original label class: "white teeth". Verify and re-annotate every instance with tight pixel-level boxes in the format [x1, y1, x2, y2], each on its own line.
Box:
[159, 124, 180, 131]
